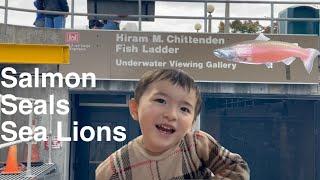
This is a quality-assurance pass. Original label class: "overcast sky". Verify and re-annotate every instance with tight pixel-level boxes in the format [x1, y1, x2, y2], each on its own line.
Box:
[0, 0, 318, 32]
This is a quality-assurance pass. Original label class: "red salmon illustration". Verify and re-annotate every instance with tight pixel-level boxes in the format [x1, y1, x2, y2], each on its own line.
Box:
[213, 34, 320, 74]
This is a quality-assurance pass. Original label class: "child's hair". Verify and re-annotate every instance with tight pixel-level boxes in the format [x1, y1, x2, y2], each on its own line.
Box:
[134, 68, 202, 122]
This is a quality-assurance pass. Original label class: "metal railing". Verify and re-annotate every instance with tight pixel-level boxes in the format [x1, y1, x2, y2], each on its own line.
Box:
[0, 0, 319, 33]
[0, 94, 54, 177]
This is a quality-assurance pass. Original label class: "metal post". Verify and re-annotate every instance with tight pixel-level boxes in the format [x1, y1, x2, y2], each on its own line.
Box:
[48, 109, 53, 164]
[4, 0, 8, 34]
[4, 0, 8, 25]
[224, 0, 230, 33]
[71, 0, 75, 29]
[47, 89, 53, 164]
[208, 13, 212, 33]
[270, 3, 274, 34]
[138, 0, 142, 31]
[25, 112, 34, 178]
[204, 2, 208, 33]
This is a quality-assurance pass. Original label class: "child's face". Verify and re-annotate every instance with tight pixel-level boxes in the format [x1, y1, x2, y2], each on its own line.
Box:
[129, 80, 197, 155]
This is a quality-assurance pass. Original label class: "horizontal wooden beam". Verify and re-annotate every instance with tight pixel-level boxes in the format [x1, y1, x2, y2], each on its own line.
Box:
[0, 43, 69, 64]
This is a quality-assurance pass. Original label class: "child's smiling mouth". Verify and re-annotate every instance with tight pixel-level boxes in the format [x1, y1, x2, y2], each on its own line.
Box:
[155, 124, 176, 134]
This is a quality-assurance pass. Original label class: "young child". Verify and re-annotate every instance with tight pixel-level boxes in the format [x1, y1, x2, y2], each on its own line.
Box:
[96, 69, 250, 180]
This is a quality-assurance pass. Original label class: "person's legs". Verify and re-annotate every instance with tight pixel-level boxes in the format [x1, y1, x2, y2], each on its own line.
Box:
[53, 16, 66, 28]
[34, 17, 45, 27]
[44, 17, 54, 28]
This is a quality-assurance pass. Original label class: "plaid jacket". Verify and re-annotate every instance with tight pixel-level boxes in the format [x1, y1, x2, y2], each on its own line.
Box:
[96, 130, 250, 180]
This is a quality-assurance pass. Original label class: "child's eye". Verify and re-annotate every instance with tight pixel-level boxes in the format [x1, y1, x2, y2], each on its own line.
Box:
[180, 107, 190, 113]
[154, 98, 166, 104]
